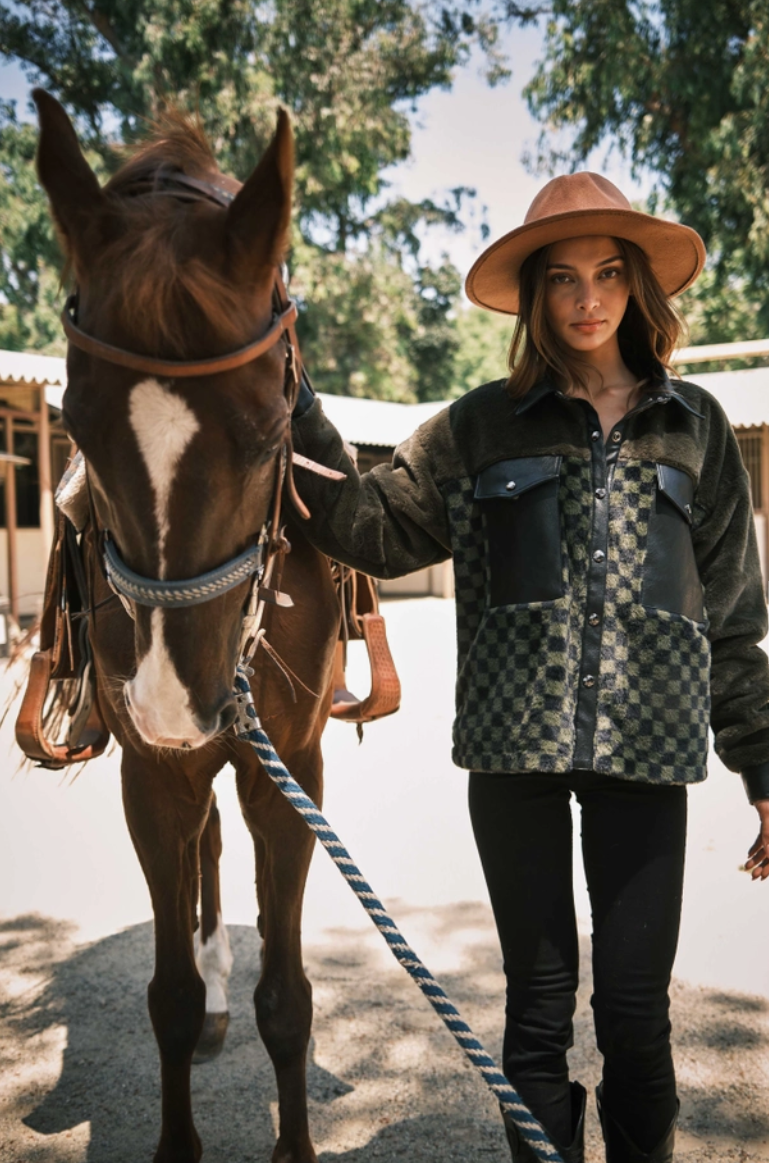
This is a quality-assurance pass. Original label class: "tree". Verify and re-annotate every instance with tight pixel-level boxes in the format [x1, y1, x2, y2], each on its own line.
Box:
[525, 0, 769, 337]
[0, 0, 535, 395]
[0, 101, 67, 352]
[452, 303, 513, 396]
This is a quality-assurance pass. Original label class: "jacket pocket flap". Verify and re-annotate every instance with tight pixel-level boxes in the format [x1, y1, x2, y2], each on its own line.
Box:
[657, 463, 694, 523]
[475, 455, 562, 500]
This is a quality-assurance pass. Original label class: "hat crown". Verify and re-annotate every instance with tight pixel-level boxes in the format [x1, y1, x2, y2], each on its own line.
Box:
[524, 172, 632, 226]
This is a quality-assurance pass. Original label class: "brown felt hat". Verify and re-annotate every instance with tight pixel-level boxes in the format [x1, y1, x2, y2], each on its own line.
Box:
[465, 172, 706, 315]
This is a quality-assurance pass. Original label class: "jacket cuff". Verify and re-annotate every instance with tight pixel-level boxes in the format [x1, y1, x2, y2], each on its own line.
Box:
[292, 374, 316, 418]
[742, 763, 769, 803]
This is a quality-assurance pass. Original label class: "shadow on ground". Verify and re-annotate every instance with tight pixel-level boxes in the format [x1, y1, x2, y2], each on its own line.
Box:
[1, 904, 768, 1161]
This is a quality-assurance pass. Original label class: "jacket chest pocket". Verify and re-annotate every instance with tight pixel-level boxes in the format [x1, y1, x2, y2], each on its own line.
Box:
[475, 455, 564, 607]
[642, 463, 704, 623]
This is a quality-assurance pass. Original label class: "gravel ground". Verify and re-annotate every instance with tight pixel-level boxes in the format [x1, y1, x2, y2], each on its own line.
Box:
[1, 905, 768, 1162]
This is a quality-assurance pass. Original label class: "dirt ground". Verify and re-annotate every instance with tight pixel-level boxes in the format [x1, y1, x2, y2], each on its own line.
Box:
[1, 904, 768, 1162]
[2, 598, 769, 1161]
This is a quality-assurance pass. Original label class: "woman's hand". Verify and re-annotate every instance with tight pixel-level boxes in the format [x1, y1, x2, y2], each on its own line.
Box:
[745, 800, 769, 881]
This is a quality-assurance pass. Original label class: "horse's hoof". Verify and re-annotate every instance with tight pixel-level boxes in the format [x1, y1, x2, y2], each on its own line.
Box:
[192, 1011, 230, 1063]
[153, 1126, 202, 1163]
[271, 1142, 318, 1163]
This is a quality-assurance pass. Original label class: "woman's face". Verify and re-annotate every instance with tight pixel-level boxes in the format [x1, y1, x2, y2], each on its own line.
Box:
[544, 235, 631, 357]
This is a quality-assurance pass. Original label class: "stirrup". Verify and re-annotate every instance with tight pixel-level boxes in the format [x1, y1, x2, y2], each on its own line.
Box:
[329, 613, 401, 724]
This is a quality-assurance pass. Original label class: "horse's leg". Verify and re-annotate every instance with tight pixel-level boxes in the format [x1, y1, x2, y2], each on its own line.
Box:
[122, 745, 214, 1163]
[194, 793, 233, 1062]
[237, 748, 321, 1163]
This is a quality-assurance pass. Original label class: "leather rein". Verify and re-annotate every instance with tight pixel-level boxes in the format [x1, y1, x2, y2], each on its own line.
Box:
[63, 168, 342, 658]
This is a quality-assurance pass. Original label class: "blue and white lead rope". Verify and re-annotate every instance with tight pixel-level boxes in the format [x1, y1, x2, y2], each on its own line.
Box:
[233, 667, 562, 1163]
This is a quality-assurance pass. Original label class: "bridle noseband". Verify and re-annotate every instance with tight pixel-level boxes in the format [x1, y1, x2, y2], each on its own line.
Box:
[104, 536, 267, 608]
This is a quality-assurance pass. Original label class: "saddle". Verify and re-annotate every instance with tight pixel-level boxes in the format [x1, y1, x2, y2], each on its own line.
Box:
[15, 497, 401, 768]
[15, 509, 111, 768]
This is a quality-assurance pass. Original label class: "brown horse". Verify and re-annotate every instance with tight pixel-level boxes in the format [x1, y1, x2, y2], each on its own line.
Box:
[33, 90, 340, 1163]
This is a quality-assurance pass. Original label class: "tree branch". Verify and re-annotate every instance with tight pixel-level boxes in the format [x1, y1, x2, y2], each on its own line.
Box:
[498, 2, 552, 20]
[69, 0, 136, 67]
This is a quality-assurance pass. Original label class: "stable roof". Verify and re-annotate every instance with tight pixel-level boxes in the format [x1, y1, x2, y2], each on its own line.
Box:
[316, 393, 448, 449]
[3, 347, 769, 438]
[685, 366, 769, 429]
[0, 350, 66, 407]
[319, 367, 769, 451]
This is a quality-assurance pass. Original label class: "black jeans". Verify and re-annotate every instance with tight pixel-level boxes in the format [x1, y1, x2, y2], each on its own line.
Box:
[469, 771, 686, 1151]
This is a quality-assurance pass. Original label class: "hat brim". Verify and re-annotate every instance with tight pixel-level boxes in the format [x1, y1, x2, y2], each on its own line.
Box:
[465, 208, 706, 315]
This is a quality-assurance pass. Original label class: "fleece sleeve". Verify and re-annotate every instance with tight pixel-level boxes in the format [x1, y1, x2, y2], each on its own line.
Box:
[692, 402, 769, 800]
[290, 398, 460, 579]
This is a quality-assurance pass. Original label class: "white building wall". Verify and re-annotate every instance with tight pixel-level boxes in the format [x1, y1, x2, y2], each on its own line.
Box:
[0, 528, 49, 618]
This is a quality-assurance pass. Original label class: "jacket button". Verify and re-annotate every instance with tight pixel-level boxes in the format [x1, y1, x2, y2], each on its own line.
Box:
[582, 674, 596, 688]
[593, 549, 606, 563]
[588, 612, 600, 626]
[591, 430, 600, 442]
[611, 430, 621, 443]
[506, 481, 516, 492]
[595, 487, 606, 499]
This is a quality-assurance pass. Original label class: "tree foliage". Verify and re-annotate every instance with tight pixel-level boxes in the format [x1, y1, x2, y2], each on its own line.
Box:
[0, 0, 530, 396]
[452, 304, 512, 396]
[0, 100, 67, 352]
[526, 0, 769, 336]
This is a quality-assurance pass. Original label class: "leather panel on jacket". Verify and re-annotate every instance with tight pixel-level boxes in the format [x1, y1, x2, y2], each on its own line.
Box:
[475, 456, 564, 607]
[643, 464, 705, 623]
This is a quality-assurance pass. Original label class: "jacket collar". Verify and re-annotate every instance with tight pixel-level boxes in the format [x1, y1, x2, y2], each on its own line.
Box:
[514, 378, 559, 414]
[514, 375, 704, 418]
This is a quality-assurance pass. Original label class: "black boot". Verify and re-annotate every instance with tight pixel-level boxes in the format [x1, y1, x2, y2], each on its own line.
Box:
[596, 1083, 678, 1163]
[502, 1081, 586, 1163]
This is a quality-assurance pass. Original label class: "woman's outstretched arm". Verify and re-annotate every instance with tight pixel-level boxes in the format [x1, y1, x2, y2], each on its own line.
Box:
[291, 394, 463, 580]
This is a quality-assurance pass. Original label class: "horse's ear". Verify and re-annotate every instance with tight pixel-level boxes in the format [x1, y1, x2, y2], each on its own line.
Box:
[226, 109, 294, 282]
[33, 88, 106, 263]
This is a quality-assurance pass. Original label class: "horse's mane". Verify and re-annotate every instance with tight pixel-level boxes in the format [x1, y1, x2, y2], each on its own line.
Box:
[93, 110, 255, 355]
[106, 109, 218, 195]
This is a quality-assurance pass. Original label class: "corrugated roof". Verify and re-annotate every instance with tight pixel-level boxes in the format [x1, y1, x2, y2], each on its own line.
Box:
[0, 349, 66, 387]
[2, 347, 769, 435]
[319, 370, 769, 449]
[0, 350, 67, 410]
[685, 366, 769, 429]
[316, 393, 449, 448]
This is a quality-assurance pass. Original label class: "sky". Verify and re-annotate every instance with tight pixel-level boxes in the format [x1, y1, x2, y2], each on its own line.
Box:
[0, 20, 651, 300]
[384, 21, 652, 288]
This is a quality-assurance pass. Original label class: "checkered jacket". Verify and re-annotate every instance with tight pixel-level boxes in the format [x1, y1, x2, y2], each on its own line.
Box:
[292, 378, 769, 799]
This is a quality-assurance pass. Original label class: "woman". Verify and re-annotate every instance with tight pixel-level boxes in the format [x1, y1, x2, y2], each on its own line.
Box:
[290, 172, 769, 1163]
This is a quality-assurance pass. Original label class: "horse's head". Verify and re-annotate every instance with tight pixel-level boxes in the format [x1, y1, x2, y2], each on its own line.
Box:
[35, 90, 297, 750]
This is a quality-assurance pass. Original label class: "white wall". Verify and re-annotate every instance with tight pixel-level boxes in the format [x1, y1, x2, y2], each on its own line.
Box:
[379, 560, 454, 599]
[0, 528, 48, 618]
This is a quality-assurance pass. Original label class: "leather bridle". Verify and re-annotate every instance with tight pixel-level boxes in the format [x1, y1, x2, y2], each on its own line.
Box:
[64, 166, 340, 658]
[62, 290, 300, 380]
[61, 170, 303, 389]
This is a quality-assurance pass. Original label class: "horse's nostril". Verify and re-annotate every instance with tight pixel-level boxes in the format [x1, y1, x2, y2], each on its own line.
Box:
[218, 700, 238, 734]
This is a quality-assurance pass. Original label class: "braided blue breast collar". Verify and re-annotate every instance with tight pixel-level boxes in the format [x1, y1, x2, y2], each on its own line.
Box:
[104, 537, 265, 608]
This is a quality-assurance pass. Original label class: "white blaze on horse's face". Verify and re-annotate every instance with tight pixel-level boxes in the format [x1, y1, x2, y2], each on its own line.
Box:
[128, 379, 201, 578]
[125, 379, 207, 748]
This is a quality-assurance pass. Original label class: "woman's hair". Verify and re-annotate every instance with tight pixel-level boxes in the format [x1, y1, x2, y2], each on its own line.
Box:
[505, 237, 686, 399]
